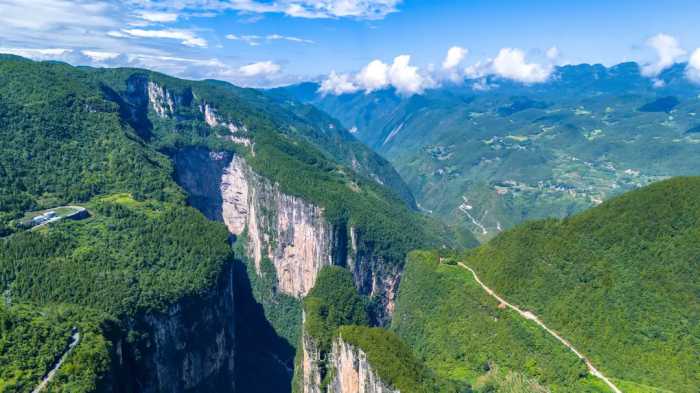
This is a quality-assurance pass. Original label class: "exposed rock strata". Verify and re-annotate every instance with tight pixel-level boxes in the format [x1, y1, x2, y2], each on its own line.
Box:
[222, 156, 333, 298]
[172, 147, 400, 317]
[329, 337, 399, 393]
[113, 263, 236, 393]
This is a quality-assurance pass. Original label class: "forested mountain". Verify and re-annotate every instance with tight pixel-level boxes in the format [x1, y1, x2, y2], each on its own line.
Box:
[276, 62, 700, 240]
[394, 177, 700, 393]
[0, 55, 471, 392]
[2, 54, 697, 393]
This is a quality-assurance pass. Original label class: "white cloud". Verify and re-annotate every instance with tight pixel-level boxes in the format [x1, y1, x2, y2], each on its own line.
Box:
[124, 0, 402, 20]
[0, 47, 73, 60]
[238, 60, 281, 77]
[686, 48, 700, 84]
[442, 46, 467, 70]
[226, 34, 262, 46]
[641, 33, 686, 77]
[464, 60, 490, 79]
[119, 28, 207, 47]
[0, 0, 116, 31]
[546, 46, 560, 61]
[318, 71, 360, 95]
[320, 54, 431, 96]
[135, 11, 179, 23]
[471, 78, 496, 91]
[462, 48, 554, 85]
[491, 48, 552, 83]
[356, 60, 389, 92]
[81, 50, 120, 61]
[388, 55, 431, 95]
[226, 33, 313, 46]
[266, 34, 314, 44]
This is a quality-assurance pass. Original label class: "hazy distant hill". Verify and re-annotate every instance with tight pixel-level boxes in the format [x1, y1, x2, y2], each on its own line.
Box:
[276, 62, 700, 240]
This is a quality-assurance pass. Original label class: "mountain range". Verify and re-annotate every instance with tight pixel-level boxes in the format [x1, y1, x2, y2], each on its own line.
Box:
[0, 56, 697, 393]
[275, 62, 700, 240]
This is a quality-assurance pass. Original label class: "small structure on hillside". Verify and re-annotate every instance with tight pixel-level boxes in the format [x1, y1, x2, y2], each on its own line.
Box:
[31, 211, 57, 226]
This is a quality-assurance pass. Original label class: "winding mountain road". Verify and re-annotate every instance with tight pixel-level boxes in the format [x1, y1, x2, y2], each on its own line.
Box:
[31, 330, 80, 393]
[456, 262, 623, 393]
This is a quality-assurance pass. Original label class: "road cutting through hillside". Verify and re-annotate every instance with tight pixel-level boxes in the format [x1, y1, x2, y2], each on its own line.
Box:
[456, 262, 623, 393]
[31, 329, 80, 393]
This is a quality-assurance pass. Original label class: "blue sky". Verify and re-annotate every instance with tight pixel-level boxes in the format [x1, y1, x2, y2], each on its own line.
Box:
[2, 0, 700, 89]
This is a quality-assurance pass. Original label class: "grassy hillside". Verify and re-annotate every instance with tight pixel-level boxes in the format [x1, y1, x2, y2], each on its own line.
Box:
[461, 177, 700, 392]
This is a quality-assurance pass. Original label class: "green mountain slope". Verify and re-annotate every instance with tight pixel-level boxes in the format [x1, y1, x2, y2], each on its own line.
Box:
[277, 63, 700, 241]
[394, 251, 605, 393]
[463, 177, 700, 392]
[0, 55, 474, 391]
[395, 178, 700, 393]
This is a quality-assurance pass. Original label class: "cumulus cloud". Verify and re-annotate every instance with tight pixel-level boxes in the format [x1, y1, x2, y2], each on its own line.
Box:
[441, 46, 468, 82]
[319, 54, 432, 96]
[117, 28, 208, 47]
[686, 49, 700, 84]
[442, 46, 467, 70]
[641, 33, 686, 77]
[464, 48, 552, 84]
[491, 48, 552, 83]
[238, 60, 281, 77]
[319, 71, 361, 95]
[389, 55, 432, 95]
[356, 60, 389, 92]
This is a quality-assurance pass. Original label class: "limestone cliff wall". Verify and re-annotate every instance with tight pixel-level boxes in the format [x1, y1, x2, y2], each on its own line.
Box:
[112, 262, 236, 393]
[221, 155, 334, 298]
[174, 147, 401, 315]
[297, 327, 399, 393]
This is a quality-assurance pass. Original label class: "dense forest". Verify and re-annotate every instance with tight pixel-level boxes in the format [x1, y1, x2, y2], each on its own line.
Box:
[0, 55, 470, 392]
[393, 251, 607, 393]
[461, 177, 700, 392]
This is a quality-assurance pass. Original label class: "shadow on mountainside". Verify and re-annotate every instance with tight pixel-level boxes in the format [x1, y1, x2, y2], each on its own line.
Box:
[233, 258, 296, 393]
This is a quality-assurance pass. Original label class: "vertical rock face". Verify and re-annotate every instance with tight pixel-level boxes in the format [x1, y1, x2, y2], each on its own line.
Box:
[147, 81, 175, 118]
[328, 338, 399, 393]
[300, 313, 323, 393]
[114, 263, 236, 393]
[347, 227, 401, 324]
[222, 156, 333, 298]
[200, 102, 246, 133]
[173, 147, 401, 316]
[173, 148, 233, 221]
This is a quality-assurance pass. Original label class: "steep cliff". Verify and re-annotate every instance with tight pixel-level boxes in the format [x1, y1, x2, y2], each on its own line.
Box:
[300, 316, 323, 393]
[113, 262, 236, 393]
[328, 338, 399, 393]
[221, 155, 334, 298]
